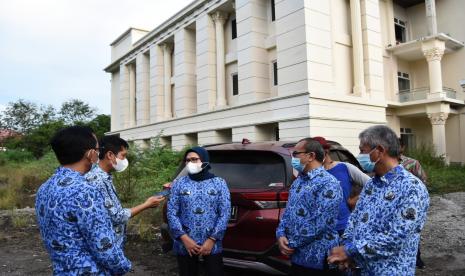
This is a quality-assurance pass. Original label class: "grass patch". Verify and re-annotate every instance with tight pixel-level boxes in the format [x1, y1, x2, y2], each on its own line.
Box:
[406, 143, 465, 194]
[0, 151, 58, 209]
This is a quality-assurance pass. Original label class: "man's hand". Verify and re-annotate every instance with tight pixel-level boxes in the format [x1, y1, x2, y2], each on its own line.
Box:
[277, 236, 294, 256]
[199, 238, 215, 256]
[328, 246, 353, 270]
[180, 235, 201, 257]
[144, 196, 164, 208]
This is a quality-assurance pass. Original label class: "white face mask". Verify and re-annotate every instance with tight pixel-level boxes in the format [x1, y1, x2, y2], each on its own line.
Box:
[113, 158, 129, 172]
[186, 162, 203, 174]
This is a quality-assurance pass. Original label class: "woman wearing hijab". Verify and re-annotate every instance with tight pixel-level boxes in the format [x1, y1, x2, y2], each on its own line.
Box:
[167, 146, 231, 276]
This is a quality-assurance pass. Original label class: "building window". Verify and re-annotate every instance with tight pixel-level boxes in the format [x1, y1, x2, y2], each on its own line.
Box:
[232, 74, 239, 96]
[400, 127, 415, 152]
[271, 0, 276, 21]
[273, 61, 278, 86]
[397, 72, 410, 91]
[394, 18, 406, 44]
[232, 19, 237, 39]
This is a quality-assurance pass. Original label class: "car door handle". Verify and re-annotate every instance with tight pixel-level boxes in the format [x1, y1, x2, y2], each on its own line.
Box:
[255, 216, 264, 220]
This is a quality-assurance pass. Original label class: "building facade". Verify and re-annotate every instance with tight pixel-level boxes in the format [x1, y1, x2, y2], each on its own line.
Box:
[105, 0, 465, 163]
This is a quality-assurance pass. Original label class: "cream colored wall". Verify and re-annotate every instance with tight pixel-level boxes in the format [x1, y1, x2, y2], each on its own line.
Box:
[445, 114, 461, 163]
[268, 47, 277, 97]
[112, 38, 133, 62]
[224, 13, 237, 55]
[111, 29, 149, 62]
[399, 117, 432, 146]
[409, 59, 429, 89]
[225, 62, 238, 106]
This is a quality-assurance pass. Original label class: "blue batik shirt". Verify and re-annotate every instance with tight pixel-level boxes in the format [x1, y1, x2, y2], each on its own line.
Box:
[85, 165, 131, 249]
[35, 167, 131, 275]
[342, 165, 429, 276]
[276, 166, 342, 269]
[167, 176, 231, 256]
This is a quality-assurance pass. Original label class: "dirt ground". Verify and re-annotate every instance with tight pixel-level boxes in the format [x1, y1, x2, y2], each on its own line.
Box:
[1, 192, 464, 276]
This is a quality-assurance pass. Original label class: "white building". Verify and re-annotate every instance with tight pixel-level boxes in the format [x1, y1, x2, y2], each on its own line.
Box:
[105, 0, 465, 164]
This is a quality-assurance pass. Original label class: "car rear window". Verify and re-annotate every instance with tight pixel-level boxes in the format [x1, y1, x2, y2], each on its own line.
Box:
[175, 150, 287, 189]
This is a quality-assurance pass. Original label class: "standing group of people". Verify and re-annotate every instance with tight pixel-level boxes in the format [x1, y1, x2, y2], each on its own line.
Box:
[35, 124, 429, 276]
[278, 125, 429, 276]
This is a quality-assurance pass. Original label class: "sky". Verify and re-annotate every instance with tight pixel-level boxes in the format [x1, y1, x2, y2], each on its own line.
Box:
[0, 0, 192, 114]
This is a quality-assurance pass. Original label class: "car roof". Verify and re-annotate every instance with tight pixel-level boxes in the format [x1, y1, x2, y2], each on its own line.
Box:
[204, 141, 294, 155]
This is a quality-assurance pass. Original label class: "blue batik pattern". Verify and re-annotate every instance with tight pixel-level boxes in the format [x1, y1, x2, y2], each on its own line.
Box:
[167, 176, 231, 256]
[85, 165, 131, 249]
[342, 165, 429, 276]
[276, 166, 342, 270]
[35, 167, 131, 275]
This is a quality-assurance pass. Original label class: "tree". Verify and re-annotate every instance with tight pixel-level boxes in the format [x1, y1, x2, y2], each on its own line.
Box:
[83, 114, 111, 139]
[59, 99, 97, 125]
[0, 99, 39, 133]
[21, 120, 66, 158]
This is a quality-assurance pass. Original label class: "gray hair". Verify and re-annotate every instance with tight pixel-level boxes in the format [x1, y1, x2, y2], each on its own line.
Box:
[358, 125, 400, 157]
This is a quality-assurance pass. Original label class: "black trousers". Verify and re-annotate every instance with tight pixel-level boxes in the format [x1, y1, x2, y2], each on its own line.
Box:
[176, 253, 224, 276]
[291, 263, 341, 276]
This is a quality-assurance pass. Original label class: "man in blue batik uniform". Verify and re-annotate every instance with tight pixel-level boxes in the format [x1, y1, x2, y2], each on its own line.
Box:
[85, 135, 164, 250]
[328, 125, 429, 276]
[276, 138, 342, 275]
[35, 126, 131, 275]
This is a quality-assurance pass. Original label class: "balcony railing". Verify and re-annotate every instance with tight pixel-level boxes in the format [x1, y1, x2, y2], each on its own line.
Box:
[398, 87, 457, 102]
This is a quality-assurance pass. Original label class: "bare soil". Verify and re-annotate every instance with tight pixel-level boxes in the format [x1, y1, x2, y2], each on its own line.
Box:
[1, 193, 464, 276]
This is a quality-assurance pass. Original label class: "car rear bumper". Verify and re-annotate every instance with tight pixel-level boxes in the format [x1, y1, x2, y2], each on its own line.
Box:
[160, 223, 290, 274]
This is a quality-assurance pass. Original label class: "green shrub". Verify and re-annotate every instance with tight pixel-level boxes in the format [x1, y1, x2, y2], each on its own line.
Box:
[113, 137, 184, 206]
[0, 149, 35, 163]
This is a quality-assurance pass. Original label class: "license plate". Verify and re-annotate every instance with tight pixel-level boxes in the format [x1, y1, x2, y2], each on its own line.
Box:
[230, 206, 238, 221]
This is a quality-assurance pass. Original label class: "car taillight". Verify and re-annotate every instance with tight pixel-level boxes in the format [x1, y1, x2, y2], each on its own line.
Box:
[241, 191, 288, 209]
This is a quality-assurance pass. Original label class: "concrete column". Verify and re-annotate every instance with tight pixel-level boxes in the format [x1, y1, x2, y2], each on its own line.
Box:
[110, 70, 121, 131]
[459, 109, 465, 165]
[211, 11, 228, 108]
[163, 43, 173, 119]
[196, 14, 217, 113]
[360, 0, 385, 100]
[119, 64, 129, 129]
[422, 40, 445, 98]
[428, 112, 448, 161]
[425, 0, 438, 36]
[149, 44, 165, 123]
[128, 63, 136, 127]
[236, 0, 271, 103]
[174, 28, 197, 117]
[136, 53, 150, 126]
[350, 0, 366, 96]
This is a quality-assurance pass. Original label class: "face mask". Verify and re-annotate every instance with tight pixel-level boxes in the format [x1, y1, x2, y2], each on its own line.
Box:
[186, 162, 203, 174]
[113, 158, 129, 172]
[357, 148, 378, 173]
[291, 157, 304, 173]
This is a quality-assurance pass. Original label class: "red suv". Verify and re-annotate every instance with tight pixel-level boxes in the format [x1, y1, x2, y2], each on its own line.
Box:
[160, 140, 361, 274]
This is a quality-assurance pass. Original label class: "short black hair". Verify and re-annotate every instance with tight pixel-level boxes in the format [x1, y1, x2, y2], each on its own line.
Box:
[99, 135, 129, 159]
[298, 138, 325, 162]
[50, 126, 96, 165]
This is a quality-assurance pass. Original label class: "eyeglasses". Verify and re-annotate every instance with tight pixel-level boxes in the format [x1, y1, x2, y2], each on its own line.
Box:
[185, 157, 201, 163]
[291, 151, 308, 157]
